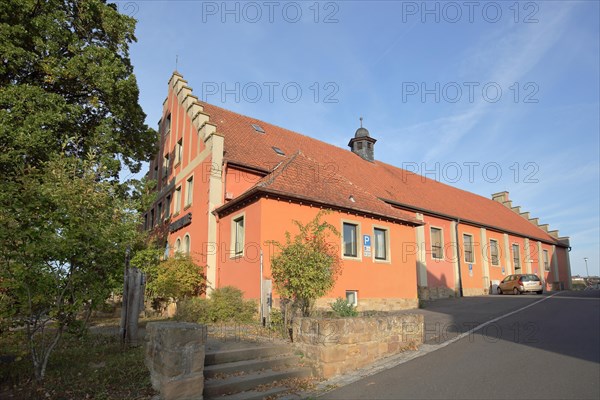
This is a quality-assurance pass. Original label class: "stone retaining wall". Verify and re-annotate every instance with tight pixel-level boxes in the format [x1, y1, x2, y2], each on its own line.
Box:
[314, 297, 418, 311]
[293, 313, 424, 378]
[418, 286, 457, 300]
[145, 322, 207, 400]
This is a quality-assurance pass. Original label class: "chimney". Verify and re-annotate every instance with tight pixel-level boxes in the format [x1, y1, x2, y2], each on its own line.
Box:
[348, 117, 376, 162]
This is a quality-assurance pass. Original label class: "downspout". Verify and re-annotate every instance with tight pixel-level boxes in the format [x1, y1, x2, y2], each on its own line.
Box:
[455, 218, 464, 297]
[260, 248, 264, 325]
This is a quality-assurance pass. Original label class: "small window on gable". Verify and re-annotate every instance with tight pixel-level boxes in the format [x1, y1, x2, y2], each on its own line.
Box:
[184, 234, 190, 254]
[165, 114, 171, 133]
[232, 216, 245, 257]
[185, 176, 193, 206]
[176, 138, 183, 164]
[251, 124, 265, 133]
[163, 154, 169, 177]
[165, 195, 171, 218]
[174, 186, 182, 214]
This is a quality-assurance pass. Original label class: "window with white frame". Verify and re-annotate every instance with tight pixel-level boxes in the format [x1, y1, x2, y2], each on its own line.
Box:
[165, 113, 171, 133]
[463, 234, 474, 263]
[430, 227, 443, 259]
[232, 216, 245, 256]
[175, 238, 181, 253]
[346, 290, 358, 306]
[543, 249, 549, 271]
[490, 239, 499, 266]
[374, 227, 388, 260]
[343, 222, 358, 258]
[163, 154, 169, 177]
[176, 138, 183, 165]
[184, 234, 190, 254]
[185, 176, 193, 206]
[165, 195, 171, 218]
[512, 244, 521, 271]
[174, 186, 181, 214]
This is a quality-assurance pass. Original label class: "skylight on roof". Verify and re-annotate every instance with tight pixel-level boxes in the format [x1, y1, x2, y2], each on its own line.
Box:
[272, 146, 285, 156]
[251, 124, 265, 133]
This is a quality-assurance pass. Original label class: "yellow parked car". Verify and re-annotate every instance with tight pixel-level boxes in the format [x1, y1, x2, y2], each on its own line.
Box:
[497, 274, 543, 295]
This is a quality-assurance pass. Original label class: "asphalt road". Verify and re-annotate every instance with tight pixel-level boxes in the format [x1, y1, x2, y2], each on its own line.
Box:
[321, 290, 600, 400]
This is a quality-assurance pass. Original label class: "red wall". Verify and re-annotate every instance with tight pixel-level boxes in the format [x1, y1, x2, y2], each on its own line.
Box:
[422, 215, 455, 290]
[217, 198, 418, 301]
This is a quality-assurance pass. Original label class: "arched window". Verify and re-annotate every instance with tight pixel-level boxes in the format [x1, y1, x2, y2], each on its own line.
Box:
[184, 234, 191, 254]
[175, 238, 181, 254]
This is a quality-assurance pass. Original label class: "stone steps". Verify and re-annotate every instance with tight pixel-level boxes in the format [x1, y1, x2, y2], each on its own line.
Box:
[203, 345, 312, 400]
[204, 355, 300, 378]
[205, 345, 292, 365]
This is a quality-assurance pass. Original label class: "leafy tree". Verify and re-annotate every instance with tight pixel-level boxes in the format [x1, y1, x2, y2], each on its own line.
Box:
[136, 252, 206, 302]
[269, 211, 342, 317]
[0, 153, 143, 381]
[0, 0, 155, 381]
[0, 0, 156, 178]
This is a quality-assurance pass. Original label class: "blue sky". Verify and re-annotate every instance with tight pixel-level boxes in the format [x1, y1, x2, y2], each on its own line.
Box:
[121, 0, 599, 277]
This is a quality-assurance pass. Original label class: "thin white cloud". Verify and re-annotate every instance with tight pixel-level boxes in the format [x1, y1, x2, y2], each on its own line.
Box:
[421, 3, 576, 160]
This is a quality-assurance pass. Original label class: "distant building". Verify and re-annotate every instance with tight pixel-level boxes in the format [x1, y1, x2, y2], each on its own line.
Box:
[144, 72, 572, 312]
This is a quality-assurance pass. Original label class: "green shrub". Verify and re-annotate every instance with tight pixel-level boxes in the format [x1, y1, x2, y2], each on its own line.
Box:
[175, 286, 256, 324]
[269, 309, 285, 331]
[175, 297, 210, 323]
[330, 297, 358, 317]
[207, 287, 256, 323]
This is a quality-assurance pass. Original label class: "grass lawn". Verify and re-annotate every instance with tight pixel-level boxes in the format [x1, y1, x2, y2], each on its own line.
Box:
[0, 325, 156, 400]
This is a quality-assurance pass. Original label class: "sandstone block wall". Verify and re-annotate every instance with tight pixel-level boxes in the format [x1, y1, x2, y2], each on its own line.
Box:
[145, 322, 207, 400]
[314, 297, 418, 312]
[418, 286, 457, 300]
[293, 314, 424, 378]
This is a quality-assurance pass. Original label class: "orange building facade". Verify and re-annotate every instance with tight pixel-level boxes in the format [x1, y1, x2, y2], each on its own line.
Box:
[144, 72, 572, 312]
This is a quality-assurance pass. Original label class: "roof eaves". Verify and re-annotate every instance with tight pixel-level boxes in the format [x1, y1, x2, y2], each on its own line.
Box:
[380, 197, 560, 246]
[215, 186, 422, 226]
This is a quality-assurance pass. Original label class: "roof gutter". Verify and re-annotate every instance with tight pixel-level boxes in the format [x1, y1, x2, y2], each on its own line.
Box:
[380, 197, 564, 248]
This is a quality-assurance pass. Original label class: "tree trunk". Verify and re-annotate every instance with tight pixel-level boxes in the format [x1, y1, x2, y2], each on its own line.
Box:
[32, 328, 62, 382]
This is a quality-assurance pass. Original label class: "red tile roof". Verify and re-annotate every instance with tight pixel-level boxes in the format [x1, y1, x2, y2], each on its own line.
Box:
[201, 101, 559, 244]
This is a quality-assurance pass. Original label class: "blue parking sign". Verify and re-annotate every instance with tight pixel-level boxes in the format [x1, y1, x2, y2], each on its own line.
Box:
[363, 235, 371, 246]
